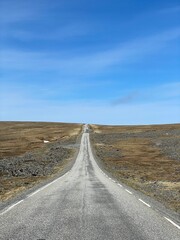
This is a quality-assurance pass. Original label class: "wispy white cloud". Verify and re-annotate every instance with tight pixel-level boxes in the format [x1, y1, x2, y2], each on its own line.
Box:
[140, 81, 180, 101]
[0, 0, 43, 23]
[1, 27, 180, 74]
[1, 22, 90, 41]
[158, 5, 180, 14]
[0, 0, 66, 24]
[1, 80, 179, 124]
[0, 76, 111, 104]
[0, 0, 90, 42]
[110, 81, 180, 107]
[1, 95, 179, 124]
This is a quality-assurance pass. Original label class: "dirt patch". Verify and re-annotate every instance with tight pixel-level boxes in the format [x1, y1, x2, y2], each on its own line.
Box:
[0, 122, 83, 201]
[90, 124, 180, 213]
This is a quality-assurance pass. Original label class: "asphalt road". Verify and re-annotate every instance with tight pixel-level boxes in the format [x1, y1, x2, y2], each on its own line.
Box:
[0, 125, 180, 240]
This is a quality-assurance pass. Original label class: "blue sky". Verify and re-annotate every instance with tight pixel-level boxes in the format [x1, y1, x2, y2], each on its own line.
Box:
[0, 0, 180, 124]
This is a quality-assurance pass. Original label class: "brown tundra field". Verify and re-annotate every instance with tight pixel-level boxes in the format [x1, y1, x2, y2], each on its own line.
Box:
[0, 122, 83, 201]
[90, 124, 180, 213]
[0, 121, 179, 213]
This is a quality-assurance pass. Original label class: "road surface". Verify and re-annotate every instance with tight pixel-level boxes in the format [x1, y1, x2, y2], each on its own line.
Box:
[0, 125, 180, 239]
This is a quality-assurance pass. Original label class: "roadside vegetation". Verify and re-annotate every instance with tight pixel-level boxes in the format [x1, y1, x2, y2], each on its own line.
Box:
[90, 124, 180, 212]
[0, 122, 82, 201]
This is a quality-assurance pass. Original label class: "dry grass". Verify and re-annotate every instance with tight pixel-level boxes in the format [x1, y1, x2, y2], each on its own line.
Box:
[90, 124, 180, 212]
[0, 121, 82, 159]
[0, 121, 83, 201]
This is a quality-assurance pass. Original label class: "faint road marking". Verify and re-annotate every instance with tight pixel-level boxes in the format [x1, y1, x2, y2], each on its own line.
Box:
[164, 217, 180, 230]
[138, 199, 151, 207]
[125, 189, 133, 195]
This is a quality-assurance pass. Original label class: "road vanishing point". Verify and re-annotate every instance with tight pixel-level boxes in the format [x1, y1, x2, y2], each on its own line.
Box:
[0, 125, 180, 240]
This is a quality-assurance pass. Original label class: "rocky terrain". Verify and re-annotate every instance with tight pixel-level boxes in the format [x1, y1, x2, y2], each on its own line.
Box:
[0, 122, 82, 201]
[90, 124, 180, 212]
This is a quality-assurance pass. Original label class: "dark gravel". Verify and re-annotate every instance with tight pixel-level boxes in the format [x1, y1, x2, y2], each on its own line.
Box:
[92, 128, 180, 161]
[90, 125, 180, 212]
[0, 139, 79, 178]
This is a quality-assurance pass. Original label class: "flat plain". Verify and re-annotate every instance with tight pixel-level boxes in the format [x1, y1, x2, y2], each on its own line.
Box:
[0, 122, 82, 201]
[90, 124, 180, 212]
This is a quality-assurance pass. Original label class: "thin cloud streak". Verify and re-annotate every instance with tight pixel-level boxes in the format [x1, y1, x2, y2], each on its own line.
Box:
[1, 81, 179, 124]
[158, 5, 180, 14]
[1, 27, 180, 74]
[111, 91, 139, 106]
[0, 0, 42, 23]
[1, 98, 179, 125]
[143, 82, 180, 102]
[110, 82, 180, 107]
[1, 23, 90, 41]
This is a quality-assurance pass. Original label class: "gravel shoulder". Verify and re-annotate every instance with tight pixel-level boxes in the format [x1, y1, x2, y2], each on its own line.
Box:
[90, 124, 180, 213]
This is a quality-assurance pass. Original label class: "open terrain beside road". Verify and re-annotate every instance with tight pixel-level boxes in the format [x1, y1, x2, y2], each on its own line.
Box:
[0, 122, 82, 201]
[0, 125, 180, 240]
[90, 124, 180, 213]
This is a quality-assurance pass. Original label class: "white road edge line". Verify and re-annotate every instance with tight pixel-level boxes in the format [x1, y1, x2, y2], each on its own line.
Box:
[139, 199, 151, 208]
[29, 179, 58, 197]
[28, 171, 71, 198]
[0, 200, 24, 216]
[118, 183, 122, 187]
[125, 189, 133, 195]
[29, 189, 42, 197]
[164, 217, 180, 230]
